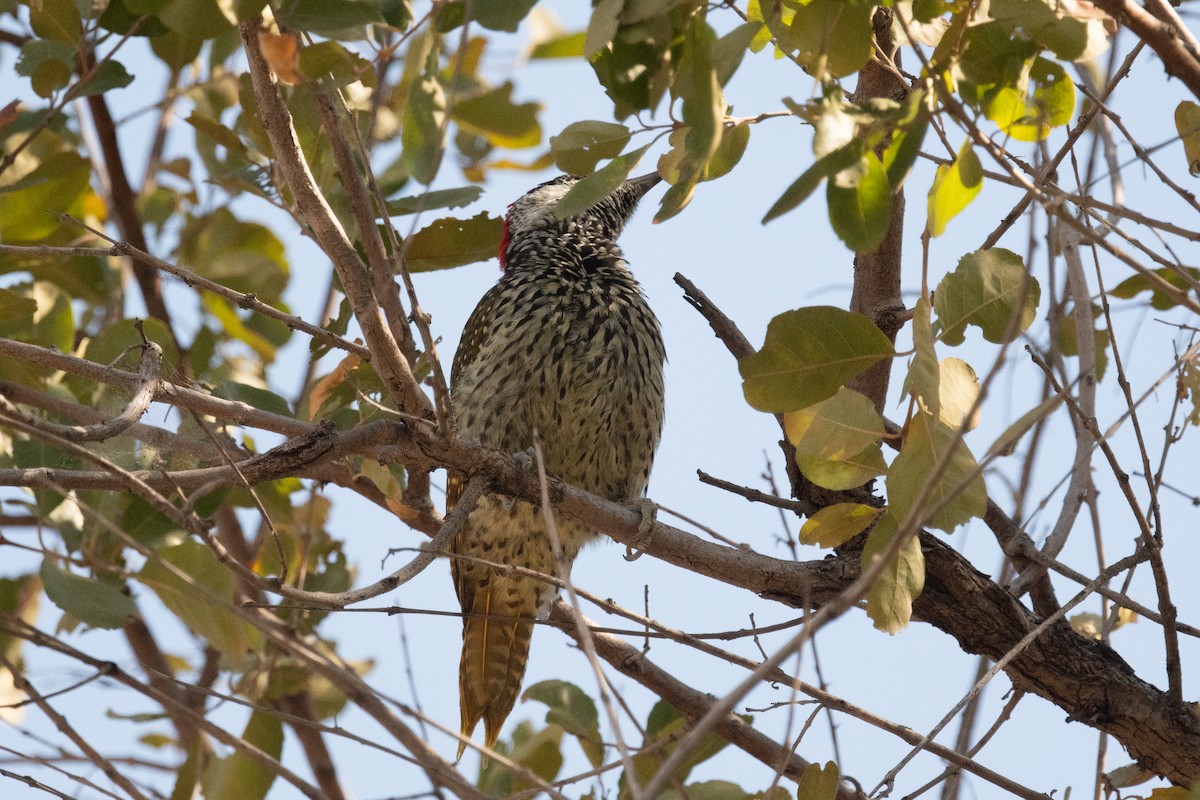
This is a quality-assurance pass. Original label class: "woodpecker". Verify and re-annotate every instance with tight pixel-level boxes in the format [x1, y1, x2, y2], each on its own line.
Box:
[448, 172, 666, 755]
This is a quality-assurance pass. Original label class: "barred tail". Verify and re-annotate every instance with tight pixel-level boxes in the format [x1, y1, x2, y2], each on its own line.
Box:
[457, 577, 537, 758]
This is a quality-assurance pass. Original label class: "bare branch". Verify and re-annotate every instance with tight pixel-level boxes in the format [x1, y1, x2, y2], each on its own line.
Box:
[547, 602, 862, 800]
[0, 336, 161, 442]
[1088, 0, 1200, 101]
[238, 19, 432, 421]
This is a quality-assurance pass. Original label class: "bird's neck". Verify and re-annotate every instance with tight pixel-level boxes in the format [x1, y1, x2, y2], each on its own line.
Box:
[504, 226, 627, 279]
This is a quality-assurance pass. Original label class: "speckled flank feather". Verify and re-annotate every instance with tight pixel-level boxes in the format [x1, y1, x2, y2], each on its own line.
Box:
[450, 174, 666, 755]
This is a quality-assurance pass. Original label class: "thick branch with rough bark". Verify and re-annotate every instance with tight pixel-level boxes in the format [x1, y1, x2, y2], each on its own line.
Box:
[1087, 0, 1200, 100]
[4, 341, 1192, 781]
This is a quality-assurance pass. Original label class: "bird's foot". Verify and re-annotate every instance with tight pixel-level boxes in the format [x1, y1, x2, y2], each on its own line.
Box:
[623, 498, 658, 561]
[512, 447, 538, 474]
[503, 447, 540, 511]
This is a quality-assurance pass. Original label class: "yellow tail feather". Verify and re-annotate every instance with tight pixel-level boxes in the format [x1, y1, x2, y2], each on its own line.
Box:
[456, 580, 537, 759]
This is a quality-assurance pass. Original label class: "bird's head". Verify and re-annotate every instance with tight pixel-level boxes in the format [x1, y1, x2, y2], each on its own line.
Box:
[498, 172, 661, 269]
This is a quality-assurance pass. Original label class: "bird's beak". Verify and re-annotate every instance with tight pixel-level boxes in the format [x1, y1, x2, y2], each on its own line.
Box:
[624, 171, 662, 200]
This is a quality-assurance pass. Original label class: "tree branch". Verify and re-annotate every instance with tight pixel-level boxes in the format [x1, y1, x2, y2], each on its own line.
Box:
[1088, 0, 1200, 100]
[238, 19, 432, 421]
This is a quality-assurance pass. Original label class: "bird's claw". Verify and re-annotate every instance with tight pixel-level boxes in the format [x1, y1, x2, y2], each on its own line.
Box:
[512, 447, 538, 475]
[623, 498, 657, 561]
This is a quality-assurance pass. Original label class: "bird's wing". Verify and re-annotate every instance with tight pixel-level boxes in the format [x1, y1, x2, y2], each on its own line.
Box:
[450, 283, 502, 386]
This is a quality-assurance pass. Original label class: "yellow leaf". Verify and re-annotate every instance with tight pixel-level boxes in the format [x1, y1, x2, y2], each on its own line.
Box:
[937, 358, 980, 430]
[785, 387, 886, 460]
[863, 511, 925, 634]
[800, 503, 882, 548]
[796, 760, 840, 800]
[796, 443, 888, 490]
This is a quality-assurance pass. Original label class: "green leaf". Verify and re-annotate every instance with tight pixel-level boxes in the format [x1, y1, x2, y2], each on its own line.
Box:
[452, 82, 542, 149]
[589, 32, 669, 119]
[28, 283, 75, 352]
[827, 151, 893, 252]
[98, 0, 170, 36]
[0, 289, 37, 340]
[795, 443, 887, 490]
[1057, 315, 1110, 381]
[550, 120, 631, 176]
[862, 511, 925, 634]
[473, 0, 537, 32]
[784, 387, 885, 460]
[662, 781, 750, 800]
[906, 296, 940, 418]
[989, 0, 1109, 61]
[987, 57, 1075, 142]
[385, 185, 483, 216]
[914, 0, 950, 23]
[8, 444, 80, 521]
[624, 701, 733, 792]
[705, 122, 750, 180]
[800, 504, 882, 548]
[178, 208, 289, 303]
[277, 0, 384, 35]
[478, 722, 564, 796]
[886, 412, 987, 533]
[523, 680, 604, 767]
[713, 22, 762, 86]
[404, 212, 503, 271]
[15, 40, 75, 97]
[927, 139, 983, 237]
[1176, 101, 1200, 177]
[796, 761, 841, 800]
[746, 0, 778, 52]
[656, 122, 750, 188]
[185, 111, 250, 159]
[0, 152, 93, 241]
[379, 0, 411, 28]
[150, 28, 204, 71]
[934, 248, 1040, 345]
[169, 739, 203, 800]
[138, 540, 265, 667]
[740, 306, 894, 413]
[584, 0, 622, 58]
[157, 0, 237, 39]
[654, 16, 724, 223]
[530, 31, 586, 59]
[510, 725, 564, 791]
[1180, 358, 1200, 428]
[209, 298, 285, 359]
[30, 57, 73, 97]
[762, 140, 865, 223]
[299, 40, 372, 85]
[777, 0, 872, 79]
[677, 18, 722, 162]
[883, 108, 929, 190]
[202, 711, 283, 800]
[30, 0, 82, 44]
[555, 145, 651, 219]
[1110, 266, 1200, 310]
[39, 560, 136, 630]
[987, 394, 1063, 457]
[401, 75, 446, 185]
[213, 381, 293, 417]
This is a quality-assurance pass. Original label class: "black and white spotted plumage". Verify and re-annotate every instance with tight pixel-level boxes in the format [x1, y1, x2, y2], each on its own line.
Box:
[449, 173, 666, 754]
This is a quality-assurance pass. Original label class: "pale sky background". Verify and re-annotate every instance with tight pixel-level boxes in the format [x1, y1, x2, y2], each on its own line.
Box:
[2, 3, 1199, 799]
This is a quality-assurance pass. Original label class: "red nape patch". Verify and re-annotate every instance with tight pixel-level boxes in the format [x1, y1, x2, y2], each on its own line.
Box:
[497, 208, 513, 270]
